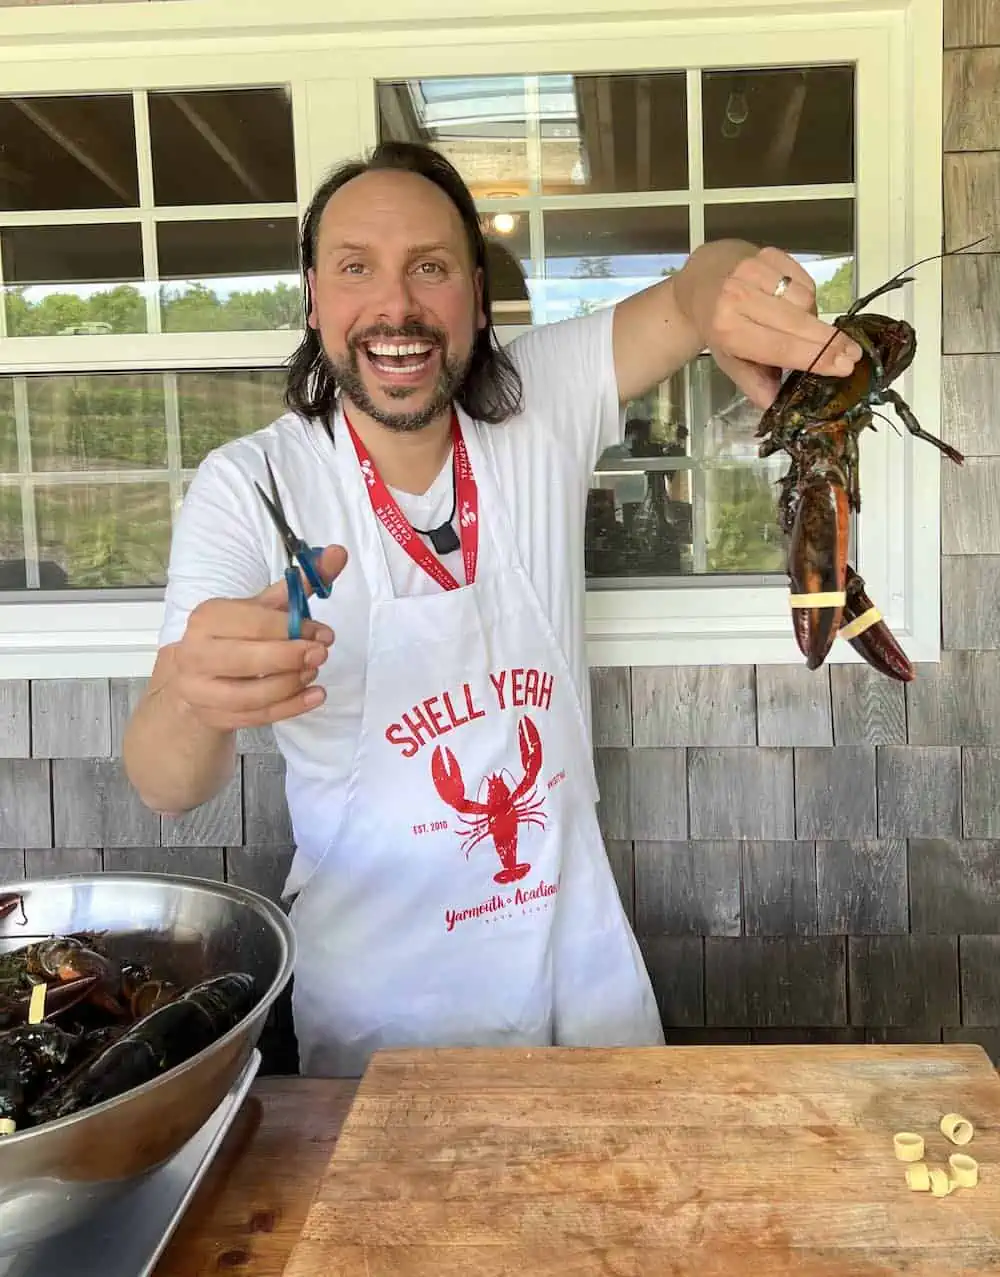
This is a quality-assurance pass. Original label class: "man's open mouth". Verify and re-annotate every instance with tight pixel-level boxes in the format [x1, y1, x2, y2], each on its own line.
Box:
[362, 340, 437, 376]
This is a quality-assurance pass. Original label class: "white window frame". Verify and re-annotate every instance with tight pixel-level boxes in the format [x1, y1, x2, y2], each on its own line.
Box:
[0, 0, 944, 678]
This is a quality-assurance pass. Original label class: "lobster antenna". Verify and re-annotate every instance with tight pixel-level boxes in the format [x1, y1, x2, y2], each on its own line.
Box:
[885, 235, 989, 286]
[800, 234, 991, 379]
[871, 408, 903, 438]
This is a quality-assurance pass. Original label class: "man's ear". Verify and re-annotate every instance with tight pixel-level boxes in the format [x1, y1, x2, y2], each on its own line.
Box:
[474, 266, 487, 332]
[306, 267, 319, 330]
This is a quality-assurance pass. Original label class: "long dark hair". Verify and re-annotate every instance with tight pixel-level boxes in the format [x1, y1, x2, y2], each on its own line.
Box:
[284, 140, 523, 426]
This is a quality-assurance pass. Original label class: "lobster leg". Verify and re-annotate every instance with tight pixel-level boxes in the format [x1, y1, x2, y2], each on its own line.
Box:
[787, 476, 850, 669]
[881, 389, 965, 467]
[840, 567, 914, 682]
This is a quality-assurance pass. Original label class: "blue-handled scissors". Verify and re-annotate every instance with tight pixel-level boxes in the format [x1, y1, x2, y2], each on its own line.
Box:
[254, 455, 332, 640]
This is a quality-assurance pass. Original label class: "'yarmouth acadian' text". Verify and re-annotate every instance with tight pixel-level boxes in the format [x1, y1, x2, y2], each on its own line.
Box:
[445, 877, 560, 932]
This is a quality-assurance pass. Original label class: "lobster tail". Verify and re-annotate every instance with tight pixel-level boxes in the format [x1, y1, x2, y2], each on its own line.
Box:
[786, 477, 849, 670]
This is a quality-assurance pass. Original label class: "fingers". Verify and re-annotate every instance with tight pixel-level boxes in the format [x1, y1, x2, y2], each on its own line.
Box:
[190, 599, 334, 645]
[713, 350, 783, 411]
[186, 665, 321, 714]
[751, 247, 819, 302]
[712, 248, 863, 379]
[256, 545, 347, 612]
[193, 684, 328, 731]
[196, 634, 330, 679]
[174, 544, 348, 731]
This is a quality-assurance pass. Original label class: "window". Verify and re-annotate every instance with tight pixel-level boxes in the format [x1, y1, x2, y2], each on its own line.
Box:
[0, 0, 943, 676]
[377, 68, 855, 585]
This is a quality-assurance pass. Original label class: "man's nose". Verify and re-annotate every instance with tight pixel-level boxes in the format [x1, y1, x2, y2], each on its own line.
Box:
[374, 271, 420, 325]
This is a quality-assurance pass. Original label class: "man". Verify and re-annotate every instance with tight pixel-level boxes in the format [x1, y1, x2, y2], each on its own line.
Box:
[124, 141, 861, 1077]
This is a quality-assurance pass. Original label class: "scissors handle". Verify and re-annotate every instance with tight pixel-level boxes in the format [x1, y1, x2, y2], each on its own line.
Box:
[283, 544, 330, 640]
[294, 543, 332, 601]
[284, 566, 309, 640]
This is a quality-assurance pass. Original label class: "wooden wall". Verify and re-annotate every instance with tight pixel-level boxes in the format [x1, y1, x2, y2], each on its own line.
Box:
[1, 0, 998, 1072]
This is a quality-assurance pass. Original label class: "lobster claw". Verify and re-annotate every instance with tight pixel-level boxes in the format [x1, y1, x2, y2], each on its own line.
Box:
[786, 475, 849, 670]
[517, 717, 542, 783]
[840, 567, 915, 682]
[430, 745, 466, 810]
[0, 894, 23, 923]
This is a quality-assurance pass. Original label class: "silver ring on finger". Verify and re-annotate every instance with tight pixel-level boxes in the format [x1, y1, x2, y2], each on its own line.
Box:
[772, 274, 792, 299]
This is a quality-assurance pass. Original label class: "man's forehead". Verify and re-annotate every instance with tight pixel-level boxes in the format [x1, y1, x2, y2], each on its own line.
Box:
[319, 169, 466, 245]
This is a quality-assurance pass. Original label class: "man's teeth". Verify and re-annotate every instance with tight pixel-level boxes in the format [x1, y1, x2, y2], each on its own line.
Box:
[367, 342, 433, 356]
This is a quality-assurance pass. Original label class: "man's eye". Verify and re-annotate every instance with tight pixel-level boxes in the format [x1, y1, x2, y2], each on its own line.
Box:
[415, 261, 444, 275]
[342, 262, 367, 275]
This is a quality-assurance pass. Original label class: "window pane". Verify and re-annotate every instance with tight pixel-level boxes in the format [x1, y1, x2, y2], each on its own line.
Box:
[0, 487, 26, 589]
[482, 213, 532, 325]
[0, 380, 16, 474]
[378, 77, 531, 200]
[2, 224, 146, 337]
[26, 374, 167, 473]
[35, 481, 171, 588]
[0, 94, 139, 212]
[702, 66, 854, 190]
[691, 354, 763, 460]
[156, 219, 301, 332]
[599, 370, 689, 468]
[178, 368, 286, 467]
[148, 88, 297, 206]
[587, 466, 693, 579]
[703, 198, 853, 298]
[540, 72, 688, 194]
[377, 72, 689, 198]
[704, 464, 786, 573]
[541, 206, 688, 324]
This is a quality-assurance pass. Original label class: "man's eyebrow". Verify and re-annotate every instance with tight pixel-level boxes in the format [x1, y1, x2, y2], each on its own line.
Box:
[323, 240, 460, 257]
[326, 240, 370, 254]
[409, 242, 459, 256]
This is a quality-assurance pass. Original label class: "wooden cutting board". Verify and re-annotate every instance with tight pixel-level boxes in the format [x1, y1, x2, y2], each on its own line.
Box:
[282, 1043, 1000, 1276]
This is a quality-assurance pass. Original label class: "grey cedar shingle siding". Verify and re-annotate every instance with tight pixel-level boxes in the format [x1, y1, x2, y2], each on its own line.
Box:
[4, 0, 1000, 1071]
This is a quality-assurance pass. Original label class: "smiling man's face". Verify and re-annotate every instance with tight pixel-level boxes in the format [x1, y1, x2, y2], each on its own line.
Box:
[307, 168, 486, 432]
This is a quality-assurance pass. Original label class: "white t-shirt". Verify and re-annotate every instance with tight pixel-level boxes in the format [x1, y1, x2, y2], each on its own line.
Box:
[159, 305, 625, 893]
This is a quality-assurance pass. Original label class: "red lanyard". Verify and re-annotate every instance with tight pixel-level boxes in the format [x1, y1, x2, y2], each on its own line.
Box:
[345, 408, 478, 590]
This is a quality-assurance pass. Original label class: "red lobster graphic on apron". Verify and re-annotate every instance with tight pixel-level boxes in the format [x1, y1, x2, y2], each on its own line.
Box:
[430, 716, 547, 885]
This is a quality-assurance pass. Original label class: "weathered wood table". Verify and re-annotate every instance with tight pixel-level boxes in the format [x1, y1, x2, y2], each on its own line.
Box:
[153, 1078, 359, 1276]
[284, 1043, 1000, 1276]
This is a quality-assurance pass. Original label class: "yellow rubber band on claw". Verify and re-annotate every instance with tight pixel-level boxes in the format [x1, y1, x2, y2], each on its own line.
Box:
[788, 591, 846, 609]
[27, 981, 45, 1025]
[839, 606, 882, 640]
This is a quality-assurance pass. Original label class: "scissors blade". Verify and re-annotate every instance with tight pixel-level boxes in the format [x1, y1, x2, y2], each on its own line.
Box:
[254, 459, 300, 566]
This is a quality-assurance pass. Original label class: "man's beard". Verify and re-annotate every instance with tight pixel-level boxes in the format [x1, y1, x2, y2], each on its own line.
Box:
[323, 321, 472, 433]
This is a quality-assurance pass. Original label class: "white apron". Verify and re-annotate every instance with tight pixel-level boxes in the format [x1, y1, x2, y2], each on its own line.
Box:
[288, 410, 663, 1077]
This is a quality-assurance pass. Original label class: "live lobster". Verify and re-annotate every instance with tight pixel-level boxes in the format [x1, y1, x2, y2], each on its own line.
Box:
[755, 246, 976, 681]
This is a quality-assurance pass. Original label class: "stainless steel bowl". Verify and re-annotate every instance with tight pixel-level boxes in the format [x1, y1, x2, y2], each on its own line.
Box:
[0, 871, 296, 1257]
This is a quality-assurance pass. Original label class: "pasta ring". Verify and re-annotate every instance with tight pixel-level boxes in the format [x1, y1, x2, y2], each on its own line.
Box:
[929, 1167, 954, 1196]
[940, 1113, 974, 1145]
[905, 1163, 931, 1191]
[0, 1119, 15, 1137]
[949, 1154, 978, 1187]
[893, 1132, 925, 1161]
